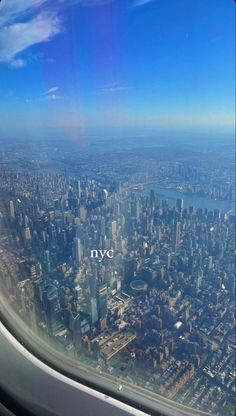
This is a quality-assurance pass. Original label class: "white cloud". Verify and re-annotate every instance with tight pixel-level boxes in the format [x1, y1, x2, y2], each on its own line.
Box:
[0, 0, 62, 66]
[43, 86, 59, 95]
[0, 0, 121, 68]
[0, 0, 48, 26]
[0, 12, 61, 64]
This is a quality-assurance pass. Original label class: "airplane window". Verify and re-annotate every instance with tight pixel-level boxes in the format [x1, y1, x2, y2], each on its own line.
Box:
[0, 1, 235, 416]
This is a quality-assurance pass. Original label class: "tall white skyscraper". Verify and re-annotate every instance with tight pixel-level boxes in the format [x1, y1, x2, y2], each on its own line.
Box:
[9, 200, 15, 219]
[73, 237, 82, 267]
[111, 220, 117, 240]
[77, 180, 81, 198]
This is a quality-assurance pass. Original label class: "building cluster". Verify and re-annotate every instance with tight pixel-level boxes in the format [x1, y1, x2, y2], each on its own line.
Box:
[0, 169, 235, 416]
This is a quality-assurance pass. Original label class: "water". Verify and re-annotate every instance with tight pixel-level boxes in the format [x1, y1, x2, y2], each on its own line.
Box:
[145, 185, 235, 214]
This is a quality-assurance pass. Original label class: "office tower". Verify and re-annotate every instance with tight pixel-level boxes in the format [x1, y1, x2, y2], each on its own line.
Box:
[124, 257, 136, 283]
[111, 220, 117, 240]
[131, 200, 140, 219]
[36, 262, 42, 278]
[196, 270, 203, 289]
[150, 189, 155, 205]
[73, 237, 82, 267]
[90, 297, 98, 324]
[77, 180, 81, 198]
[24, 215, 29, 227]
[49, 223, 56, 244]
[44, 250, 51, 273]
[24, 227, 31, 241]
[173, 221, 181, 246]
[9, 200, 15, 219]
[117, 277, 122, 292]
[17, 280, 37, 330]
[100, 217, 106, 237]
[69, 312, 82, 350]
[166, 253, 172, 270]
[156, 226, 162, 241]
[80, 206, 86, 221]
[44, 284, 60, 336]
[227, 274, 235, 299]
[88, 271, 97, 298]
[53, 199, 60, 210]
[96, 283, 108, 320]
[135, 200, 140, 219]
[208, 256, 213, 270]
[30, 265, 37, 280]
[114, 202, 120, 216]
[176, 198, 184, 212]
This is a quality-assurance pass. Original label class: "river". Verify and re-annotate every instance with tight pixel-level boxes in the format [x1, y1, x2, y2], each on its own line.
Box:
[144, 185, 235, 214]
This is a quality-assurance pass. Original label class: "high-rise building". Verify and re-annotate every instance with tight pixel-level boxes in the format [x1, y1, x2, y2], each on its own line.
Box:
[173, 221, 181, 246]
[73, 237, 82, 267]
[77, 180, 81, 198]
[90, 297, 98, 324]
[44, 284, 60, 336]
[80, 206, 86, 221]
[9, 200, 15, 219]
[176, 198, 184, 212]
[100, 217, 106, 236]
[150, 189, 155, 205]
[44, 250, 51, 273]
[88, 271, 97, 298]
[166, 252, 172, 269]
[96, 283, 108, 320]
[131, 200, 140, 219]
[111, 220, 117, 240]
[124, 257, 136, 283]
[24, 227, 31, 241]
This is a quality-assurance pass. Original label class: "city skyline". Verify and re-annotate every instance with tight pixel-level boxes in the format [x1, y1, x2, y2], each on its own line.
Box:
[0, 0, 235, 139]
[0, 3, 235, 414]
[0, 151, 235, 415]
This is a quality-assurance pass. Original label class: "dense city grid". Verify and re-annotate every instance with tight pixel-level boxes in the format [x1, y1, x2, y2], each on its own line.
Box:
[0, 139, 235, 416]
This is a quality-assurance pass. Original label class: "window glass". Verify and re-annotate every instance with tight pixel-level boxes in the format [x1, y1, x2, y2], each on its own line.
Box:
[0, 1, 235, 415]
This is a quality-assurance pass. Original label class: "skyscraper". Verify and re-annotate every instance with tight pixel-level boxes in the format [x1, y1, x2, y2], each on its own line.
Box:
[173, 221, 181, 246]
[77, 180, 81, 198]
[73, 237, 82, 267]
[9, 200, 15, 219]
[111, 220, 117, 240]
[176, 198, 184, 212]
[96, 283, 108, 320]
[90, 297, 98, 324]
[44, 250, 51, 273]
[150, 189, 155, 205]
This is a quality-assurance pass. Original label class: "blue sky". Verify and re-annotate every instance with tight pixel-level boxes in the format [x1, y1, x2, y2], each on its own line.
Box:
[0, 0, 235, 140]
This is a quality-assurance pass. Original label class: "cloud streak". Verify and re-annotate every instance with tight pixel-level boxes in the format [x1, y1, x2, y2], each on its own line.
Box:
[132, 0, 154, 7]
[93, 82, 129, 95]
[43, 86, 59, 95]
